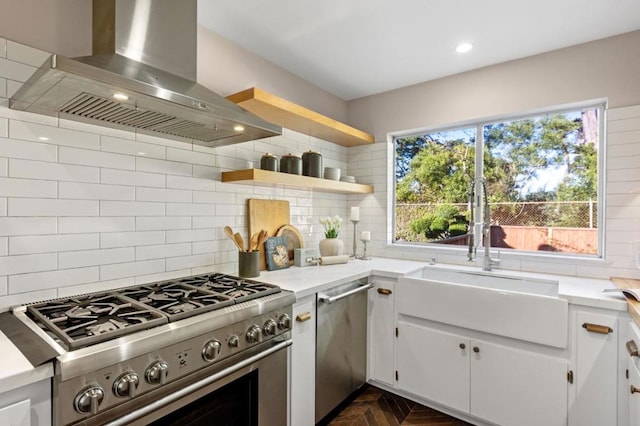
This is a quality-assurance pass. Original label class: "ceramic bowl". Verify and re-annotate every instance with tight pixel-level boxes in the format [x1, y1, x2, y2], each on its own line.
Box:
[324, 167, 341, 180]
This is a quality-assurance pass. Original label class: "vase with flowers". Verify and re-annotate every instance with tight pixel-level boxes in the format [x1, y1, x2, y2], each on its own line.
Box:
[318, 215, 344, 256]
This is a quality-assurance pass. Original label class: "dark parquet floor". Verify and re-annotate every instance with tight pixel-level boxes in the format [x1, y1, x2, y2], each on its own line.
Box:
[326, 385, 473, 426]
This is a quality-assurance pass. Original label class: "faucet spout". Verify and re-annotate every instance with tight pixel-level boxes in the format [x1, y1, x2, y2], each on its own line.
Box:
[467, 178, 499, 270]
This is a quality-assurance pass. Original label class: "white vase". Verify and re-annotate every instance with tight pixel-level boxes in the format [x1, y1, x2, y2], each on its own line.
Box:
[319, 238, 344, 256]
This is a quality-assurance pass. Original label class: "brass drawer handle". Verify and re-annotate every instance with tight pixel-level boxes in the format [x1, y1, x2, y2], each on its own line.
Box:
[632, 385, 640, 394]
[473, 346, 480, 353]
[296, 312, 312, 322]
[459, 343, 466, 350]
[582, 323, 613, 334]
[628, 340, 639, 357]
[377, 288, 392, 295]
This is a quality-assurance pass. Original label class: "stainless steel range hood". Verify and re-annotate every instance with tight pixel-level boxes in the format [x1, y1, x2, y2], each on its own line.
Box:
[9, 0, 281, 147]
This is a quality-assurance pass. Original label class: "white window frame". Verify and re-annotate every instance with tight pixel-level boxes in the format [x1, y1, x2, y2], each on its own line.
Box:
[387, 100, 607, 261]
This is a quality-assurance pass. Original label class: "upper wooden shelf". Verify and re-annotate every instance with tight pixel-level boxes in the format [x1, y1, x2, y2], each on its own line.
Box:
[226, 87, 374, 147]
[221, 169, 374, 194]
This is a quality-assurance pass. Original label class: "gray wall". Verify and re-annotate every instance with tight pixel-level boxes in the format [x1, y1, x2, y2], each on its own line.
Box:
[347, 30, 640, 141]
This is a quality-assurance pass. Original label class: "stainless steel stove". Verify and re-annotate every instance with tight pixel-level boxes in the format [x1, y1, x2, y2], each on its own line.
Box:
[12, 273, 295, 426]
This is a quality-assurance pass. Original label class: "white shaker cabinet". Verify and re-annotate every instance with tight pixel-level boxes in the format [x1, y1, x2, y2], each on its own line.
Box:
[569, 309, 621, 426]
[0, 379, 51, 426]
[290, 296, 316, 426]
[396, 321, 567, 426]
[367, 277, 396, 386]
[628, 322, 640, 425]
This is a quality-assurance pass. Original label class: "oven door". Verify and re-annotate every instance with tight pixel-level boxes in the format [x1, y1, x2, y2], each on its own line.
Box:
[98, 339, 290, 426]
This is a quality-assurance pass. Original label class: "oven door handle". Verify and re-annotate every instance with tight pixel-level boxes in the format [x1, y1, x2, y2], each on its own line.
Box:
[318, 283, 373, 304]
[105, 338, 292, 426]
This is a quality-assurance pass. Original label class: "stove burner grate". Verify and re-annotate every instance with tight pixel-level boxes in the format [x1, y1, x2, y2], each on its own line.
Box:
[181, 273, 280, 303]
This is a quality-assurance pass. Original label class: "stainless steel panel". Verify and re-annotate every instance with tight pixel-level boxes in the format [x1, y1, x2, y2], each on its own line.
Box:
[316, 280, 368, 423]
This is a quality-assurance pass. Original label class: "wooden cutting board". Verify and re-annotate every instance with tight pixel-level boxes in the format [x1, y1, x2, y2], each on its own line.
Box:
[248, 199, 290, 270]
[611, 277, 640, 326]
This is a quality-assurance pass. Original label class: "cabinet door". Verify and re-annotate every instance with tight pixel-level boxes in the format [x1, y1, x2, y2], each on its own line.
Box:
[396, 321, 470, 413]
[570, 311, 618, 426]
[290, 298, 316, 426]
[629, 353, 640, 426]
[470, 339, 568, 426]
[0, 399, 30, 426]
[368, 278, 395, 386]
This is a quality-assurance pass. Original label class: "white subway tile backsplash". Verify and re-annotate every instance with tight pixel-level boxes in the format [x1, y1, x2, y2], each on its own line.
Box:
[0, 78, 6, 99]
[6, 41, 49, 67]
[6, 80, 21, 98]
[607, 130, 640, 146]
[137, 187, 191, 203]
[59, 247, 134, 269]
[0, 137, 57, 161]
[100, 259, 165, 281]
[8, 198, 98, 216]
[0, 277, 6, 296]
[0, 290, 57, 312]
[0, 177, 57, 198]
[101, 230, 165, 248]
[135, 243, 191, 261]
[0, 236, 6, 256]
[136, 132, 192, 149]
[0, 252, 56, 276]
[192, 165, 219, 180]
[0, 38, 5, 58]
[166, 147, 216, 166]
[0, 118, 7, 138]
[9, 158, 98, 182]
[60, 146, 135, 170]
[608, 105, 640, 121]
[136, 157, 192, 176]
[166, 203, 214, 216]
[59, 217, 134, 234]
[193, 191, 235, 204]
[192, 216, 229, 229]
[100, 168, 165, 188]
[0, 157, 6, 176]
[0, 217, 56, 236]
[10, 234, 99, 255]
[166, 229, 215, 243]
[9, 267, 98, 294]
[10, 120, 100, 149]
[101, 136, 166, 159]
[57, 277, 134, 298]
[60, 182, 134, 201]
[100, 201, 165, 216]
[0, 58, 36, 82]
[166, 253, 214, 271]
[167, 175, 215, 191]
[134, 269, 191, 285]
[136, 216, 191, 231]
[608, 117, 640, 133]
[192, 240, 222, 254]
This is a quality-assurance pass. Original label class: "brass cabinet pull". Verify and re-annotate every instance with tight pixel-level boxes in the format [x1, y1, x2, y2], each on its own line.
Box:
[296, 312, 312, 322]
[459, 343, 466, 350]
[628, 340, 639, 357]
[473, 346, 480, 353]
[377, 288, 392, 295]
[582, 323, 613, 334]
[631, 385, 640, 394]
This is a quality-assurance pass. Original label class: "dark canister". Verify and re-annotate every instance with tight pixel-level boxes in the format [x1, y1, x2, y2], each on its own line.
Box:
[302, 150, 323, 177]
[280, 153, 302, 175]
[260, 153, 278, 172]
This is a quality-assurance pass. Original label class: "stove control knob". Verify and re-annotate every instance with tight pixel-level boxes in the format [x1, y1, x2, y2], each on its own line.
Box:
[74, 385, 104, 414]
[278, 313, 291, 330]
[228, 334, 240, 348]
[246, 324, 262, 343]
[145, 360, 169, 385]
[113, 372, 140, 398]
[202, 339, 222, 362]
[263, 319, 277, 336]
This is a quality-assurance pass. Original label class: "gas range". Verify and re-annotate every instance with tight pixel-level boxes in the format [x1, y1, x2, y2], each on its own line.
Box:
[12, 273, 295, 426]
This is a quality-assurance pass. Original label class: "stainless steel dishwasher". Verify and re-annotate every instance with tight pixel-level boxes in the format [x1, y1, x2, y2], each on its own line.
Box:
[315, 278, 373, 423]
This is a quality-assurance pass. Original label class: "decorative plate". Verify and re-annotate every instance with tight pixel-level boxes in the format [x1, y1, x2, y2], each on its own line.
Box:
[276, 224, 304, 261]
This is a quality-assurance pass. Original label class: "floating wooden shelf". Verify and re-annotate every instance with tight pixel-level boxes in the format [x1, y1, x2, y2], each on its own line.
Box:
[226, 87, 374, 147]
[221, 169, 374, 194]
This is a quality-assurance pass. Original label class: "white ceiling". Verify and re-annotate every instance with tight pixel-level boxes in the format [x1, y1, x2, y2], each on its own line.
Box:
[198, 0, 640, 101]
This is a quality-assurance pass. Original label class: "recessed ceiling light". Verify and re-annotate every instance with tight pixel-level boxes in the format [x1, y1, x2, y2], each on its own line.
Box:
[113, 93, 129, 101]
[233, 125, 245, 132]
[455, 42, 473, 53]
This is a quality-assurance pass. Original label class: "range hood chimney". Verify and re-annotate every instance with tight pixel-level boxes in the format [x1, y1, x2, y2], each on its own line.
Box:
[9, 0, 281, 147]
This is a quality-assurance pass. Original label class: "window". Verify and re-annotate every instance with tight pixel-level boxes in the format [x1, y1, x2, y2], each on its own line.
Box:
[393, 103, 603, 256]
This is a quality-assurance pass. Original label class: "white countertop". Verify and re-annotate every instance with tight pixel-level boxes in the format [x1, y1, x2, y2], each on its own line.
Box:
[0, 330, 53, 395]
[0, 256, 629, 395]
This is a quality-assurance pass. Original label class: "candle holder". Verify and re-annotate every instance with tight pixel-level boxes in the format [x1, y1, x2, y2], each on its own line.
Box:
[360, 238, 371, 260]
[349, 219, 359, 259]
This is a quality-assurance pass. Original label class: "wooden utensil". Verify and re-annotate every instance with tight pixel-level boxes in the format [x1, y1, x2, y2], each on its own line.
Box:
[249, 232, 260, 252]
[224, 226, 243, 250]
[234, 232, 246, 252]
[257, 229, 269, 249]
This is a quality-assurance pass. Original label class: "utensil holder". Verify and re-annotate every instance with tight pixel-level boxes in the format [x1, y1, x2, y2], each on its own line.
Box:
[239, 251, 260, 278]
